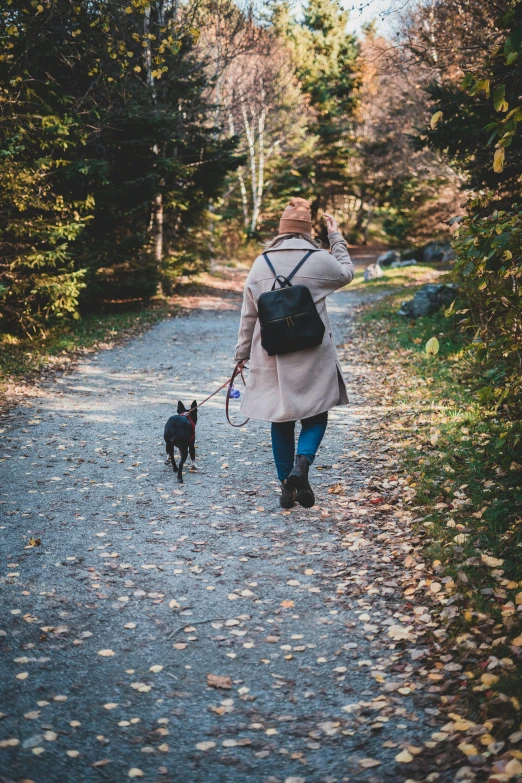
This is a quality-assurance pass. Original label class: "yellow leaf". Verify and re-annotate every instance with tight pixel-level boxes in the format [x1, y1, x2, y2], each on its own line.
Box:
[494, 147, 505, 173]
[512, 635, 522, 647]
[515, 592, 522, 605]
[281, 599, 295, 608]
[481, 673, 499, 687]
[426, 336, 439, 356]
[458, 742, 477, 756]
[430, 111, 443, 129]
[97, 649, 116, 657]
[395, 749, 413, 762]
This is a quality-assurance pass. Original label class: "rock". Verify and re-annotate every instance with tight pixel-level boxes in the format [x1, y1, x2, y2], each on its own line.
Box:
[398, 283, 458, 318]
[401, 247, 419, 261]
[376, 250, 400, 267]
[423, 240, 454, 264]
[391, 259, 417, 268]
[364, 264, 384, 281]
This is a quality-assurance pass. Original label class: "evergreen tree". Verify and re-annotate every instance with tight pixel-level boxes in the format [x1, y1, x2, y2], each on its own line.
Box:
[0, 0, 240, 333]
[276, 0, 360, 224]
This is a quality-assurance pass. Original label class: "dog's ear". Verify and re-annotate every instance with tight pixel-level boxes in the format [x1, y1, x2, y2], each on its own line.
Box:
[177, 400, 186, 414]
[190, 400, 198, 423]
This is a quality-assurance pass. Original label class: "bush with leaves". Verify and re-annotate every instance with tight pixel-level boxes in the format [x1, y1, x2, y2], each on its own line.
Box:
[421, 0, 522, 204]
[450, 203, 522, 417]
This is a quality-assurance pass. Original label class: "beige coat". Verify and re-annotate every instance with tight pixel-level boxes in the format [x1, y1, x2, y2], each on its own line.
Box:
[234, 231, 354, 422]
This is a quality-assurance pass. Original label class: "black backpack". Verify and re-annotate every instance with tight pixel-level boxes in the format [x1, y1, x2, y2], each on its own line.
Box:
[257, 250, 325, 356]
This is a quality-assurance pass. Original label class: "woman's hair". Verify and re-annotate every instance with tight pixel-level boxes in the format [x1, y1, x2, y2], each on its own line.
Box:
[263, 233, 322, 250]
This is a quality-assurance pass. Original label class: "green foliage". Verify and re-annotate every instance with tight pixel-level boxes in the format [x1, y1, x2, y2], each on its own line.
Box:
[0, 0, 239, 334]
[420, 2, 522, 200]
[363, 290, 522, 612]
[451, 204, 522, 415]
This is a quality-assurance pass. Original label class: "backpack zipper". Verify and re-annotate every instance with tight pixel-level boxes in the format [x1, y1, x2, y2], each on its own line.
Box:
[265, 311, 313, 325]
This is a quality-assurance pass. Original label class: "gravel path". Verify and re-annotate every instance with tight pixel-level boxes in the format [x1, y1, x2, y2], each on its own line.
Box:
[1, 278, 453, 783]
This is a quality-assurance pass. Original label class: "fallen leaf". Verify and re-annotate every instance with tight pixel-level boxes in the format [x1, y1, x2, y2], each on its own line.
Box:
[481, 554, 504, 568]
[195, 741, 216, 751]
[388, 625, 413, 641]
[97, 649, 116, 657]
[207, 674, 232, 689]
[481, 673, 499, 687]
[359, 758, 381, 768]
[395, 749, 413, 763]
[426, 336, 439, 356]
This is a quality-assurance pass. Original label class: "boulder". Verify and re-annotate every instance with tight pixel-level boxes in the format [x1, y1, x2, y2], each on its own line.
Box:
[401, 247, 420, 261]
[398, 283, 458, 318]
[423, 240, 454, 264]
[391, 259, 417, 268]
[364, 263, 384, 281]
[377, 250, 401, 267]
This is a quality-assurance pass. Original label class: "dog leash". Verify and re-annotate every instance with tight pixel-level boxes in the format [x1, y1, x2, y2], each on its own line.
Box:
[182, 362, 250, 428]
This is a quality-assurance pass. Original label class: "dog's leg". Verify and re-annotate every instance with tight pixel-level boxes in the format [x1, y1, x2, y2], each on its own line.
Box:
[189, 442, 197, 470]
[177, 446, 188, 483]
[167, 445, 177, 473]
[165, 443, 172, 466]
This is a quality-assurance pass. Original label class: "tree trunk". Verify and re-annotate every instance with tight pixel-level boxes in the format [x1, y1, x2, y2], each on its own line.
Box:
[153, 192, 163, 264]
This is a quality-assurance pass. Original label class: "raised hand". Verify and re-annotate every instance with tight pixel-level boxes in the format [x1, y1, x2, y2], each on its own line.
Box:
[323, 212, 338, 233]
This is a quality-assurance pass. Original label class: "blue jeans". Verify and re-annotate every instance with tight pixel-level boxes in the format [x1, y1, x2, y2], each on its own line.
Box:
[271, 412, 328, 481]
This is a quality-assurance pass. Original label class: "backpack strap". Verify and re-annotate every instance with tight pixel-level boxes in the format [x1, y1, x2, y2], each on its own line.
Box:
[263, 249, 319, 289]
[286, 249, 319, 282]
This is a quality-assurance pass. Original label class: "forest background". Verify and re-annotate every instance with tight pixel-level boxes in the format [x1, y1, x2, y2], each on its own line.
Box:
[0, 0, 521, 418]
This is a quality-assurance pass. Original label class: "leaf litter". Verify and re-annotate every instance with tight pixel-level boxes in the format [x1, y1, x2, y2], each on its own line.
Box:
[0, 276, 511, 782]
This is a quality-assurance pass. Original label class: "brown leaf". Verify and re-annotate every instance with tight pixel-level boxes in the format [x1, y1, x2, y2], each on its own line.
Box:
[207, 674, 232, 689]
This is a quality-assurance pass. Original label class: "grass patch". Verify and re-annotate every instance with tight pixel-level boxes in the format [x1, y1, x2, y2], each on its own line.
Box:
[348, 262, 444, 291]
[0, 298, 169, 398]
[361, 287, 522, 713]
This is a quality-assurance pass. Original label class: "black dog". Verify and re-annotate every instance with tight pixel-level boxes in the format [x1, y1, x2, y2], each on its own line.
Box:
[163, 400, 198, 483]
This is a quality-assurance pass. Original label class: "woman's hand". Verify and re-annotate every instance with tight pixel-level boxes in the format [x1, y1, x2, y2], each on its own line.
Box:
[323, 213, 338, 233]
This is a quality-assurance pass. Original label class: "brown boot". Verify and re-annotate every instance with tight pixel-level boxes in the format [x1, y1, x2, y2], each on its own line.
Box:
[287, 455, 315, 508]
[280, 479, 296, 509]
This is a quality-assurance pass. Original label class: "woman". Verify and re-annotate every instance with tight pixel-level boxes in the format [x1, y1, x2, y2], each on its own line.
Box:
[234, 197, 354, 509]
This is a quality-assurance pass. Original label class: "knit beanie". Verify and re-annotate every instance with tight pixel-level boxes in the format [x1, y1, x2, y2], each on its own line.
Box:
[279, 197, 312, 235]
